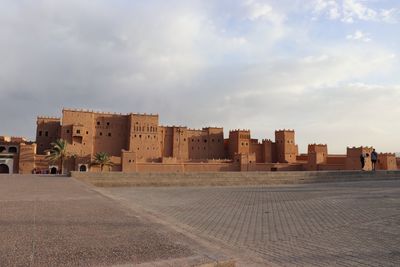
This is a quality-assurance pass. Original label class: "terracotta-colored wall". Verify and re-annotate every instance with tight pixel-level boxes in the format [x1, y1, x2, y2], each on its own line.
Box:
[229, 130, 250, 159]
[18, 143, 36, 174]
[345, 147, 373, 170]
[36, 117, 61, 154]
[275, 130, 297, 163]
[133, 162, 240, 173]
[326, 155, 346, 165]
[128, 114, 160, 162]
[250, 141, 264, 163]
[377, 153, 397, 170]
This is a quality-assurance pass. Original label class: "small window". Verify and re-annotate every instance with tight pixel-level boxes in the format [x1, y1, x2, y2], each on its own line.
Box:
[45, 131, 48, 137]
[107, 122, 110, 126]
[67, 130, 70, 134]
[204, 139, 207, 143]
[38, 131, 42, 136]
[212, 139, 214, 142]
[100, 132, 103, 136]
[76, 130, 80, 134]
[97, 121, 100, 125]
[139, 135, 142, 138]
[86, 131, 89, 134]
[108, 133, 111, 137]
[129, 160, 132, 163]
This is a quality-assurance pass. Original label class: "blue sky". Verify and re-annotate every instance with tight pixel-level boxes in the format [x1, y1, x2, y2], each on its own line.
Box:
[0, 0, 399, 153]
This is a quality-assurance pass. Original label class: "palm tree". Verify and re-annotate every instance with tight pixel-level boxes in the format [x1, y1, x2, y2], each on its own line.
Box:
[92, 152, 113, 172]
[46, 139, 68, 174]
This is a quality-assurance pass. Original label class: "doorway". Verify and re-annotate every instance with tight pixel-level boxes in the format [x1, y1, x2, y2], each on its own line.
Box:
[0, 164, 10, 174]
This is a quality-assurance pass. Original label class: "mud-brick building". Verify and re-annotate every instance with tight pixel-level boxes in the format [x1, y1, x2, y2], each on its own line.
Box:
[0, 108, 398, 174]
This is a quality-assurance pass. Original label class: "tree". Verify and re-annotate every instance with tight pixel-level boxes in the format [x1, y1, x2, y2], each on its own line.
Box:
[46, 139, 68, 174]
[91, 152, 113, 172]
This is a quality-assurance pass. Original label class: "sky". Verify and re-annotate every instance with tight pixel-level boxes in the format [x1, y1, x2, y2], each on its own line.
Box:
[0, 0, 399, 154]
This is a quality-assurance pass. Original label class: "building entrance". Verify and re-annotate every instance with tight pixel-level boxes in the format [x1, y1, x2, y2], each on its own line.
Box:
[50, 167, 58, 174]
[0, 164, 10, 174]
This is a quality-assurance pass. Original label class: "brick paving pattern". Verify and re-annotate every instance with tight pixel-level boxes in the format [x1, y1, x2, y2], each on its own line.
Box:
[106, 180, 400, 266]
[0, 175, 229, 267]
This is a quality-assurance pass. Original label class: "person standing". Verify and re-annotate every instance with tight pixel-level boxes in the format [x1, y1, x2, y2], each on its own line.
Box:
[360, 152, 366, 170]
[371, 149, 378, 171]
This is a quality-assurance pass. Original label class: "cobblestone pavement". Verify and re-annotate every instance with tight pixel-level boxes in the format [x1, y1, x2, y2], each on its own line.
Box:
[0, 175, 229, 266]
[104, 180, 400, 267]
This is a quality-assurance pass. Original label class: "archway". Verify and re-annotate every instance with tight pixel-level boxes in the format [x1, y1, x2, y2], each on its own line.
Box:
[79, 165, 87, 172]
[8, 147, 17, 153]
[0, 164, 9, 174]
[50, 167, 58, 174]
[0, 146, 6, 153]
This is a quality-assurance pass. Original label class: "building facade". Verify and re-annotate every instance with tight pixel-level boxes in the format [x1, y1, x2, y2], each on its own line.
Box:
[0, 108, 398, 174]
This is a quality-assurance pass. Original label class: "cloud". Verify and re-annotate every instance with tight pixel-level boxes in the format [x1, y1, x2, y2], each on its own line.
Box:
[313, 0, 399, 23]
[0, 0, 399, 154]
[244, 0, 286, 24]
[346, 30, 371, 42]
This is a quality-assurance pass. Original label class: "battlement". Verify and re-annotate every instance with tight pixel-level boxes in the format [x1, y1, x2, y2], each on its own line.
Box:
[262, 139, 273, 143]
[37, 116, 61, 120]
[347, 146, 374, 149]
[309, 143, 327, 147]
[229, 129, 250, 133]
[62, 107, 158, 117]
[0, 136, 27, 143]
[275, 129, 295, 132]
[379, 153, 396, 157]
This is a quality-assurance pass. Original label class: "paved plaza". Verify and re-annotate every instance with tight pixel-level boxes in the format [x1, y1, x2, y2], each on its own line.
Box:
[0, 175, 229, 266]
[1, 174, 400, 266]
[103, 179, 400, 267]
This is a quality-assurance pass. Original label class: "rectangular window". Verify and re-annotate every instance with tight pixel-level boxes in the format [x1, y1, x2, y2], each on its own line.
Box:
[45, 131, 48, 137]
[108, 133, 111, 137]
[38, 131, 42, 136]
[77, 130, 80, 134]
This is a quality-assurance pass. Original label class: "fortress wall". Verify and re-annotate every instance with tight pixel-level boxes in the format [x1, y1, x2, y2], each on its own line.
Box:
[275, 130, 297, 163]
[250, 142, 264, 163]
[36, 117, 61, 154]
[160, 126, 173, 158]
[133, 162, 240, 173]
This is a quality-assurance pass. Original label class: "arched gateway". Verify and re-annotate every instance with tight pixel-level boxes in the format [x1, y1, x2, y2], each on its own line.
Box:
[0, 164, 10, 174]
[79, 165, 87, 172]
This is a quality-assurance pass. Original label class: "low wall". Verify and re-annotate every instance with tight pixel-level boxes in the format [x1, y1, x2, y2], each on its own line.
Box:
[71, 170, 400, 187]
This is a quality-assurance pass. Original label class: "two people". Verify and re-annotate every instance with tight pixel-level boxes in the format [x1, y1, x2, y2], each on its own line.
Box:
[360, 149, 378, 171]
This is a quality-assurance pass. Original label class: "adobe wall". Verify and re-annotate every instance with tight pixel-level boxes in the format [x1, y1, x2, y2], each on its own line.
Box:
[326, 155, 346, 165]
[250, 141, 264, 163]
[229, 130, 250, 159]
[345, 147, 373, 170]
[128, 113, 160, 161]
[134, 162, 240, 173]
[36, 117, 61, 154]
[275, 130, 298, 163]
[18, 143, 36, 174]
[262, 139, 277, 163]
[377, 153, 397, 170]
